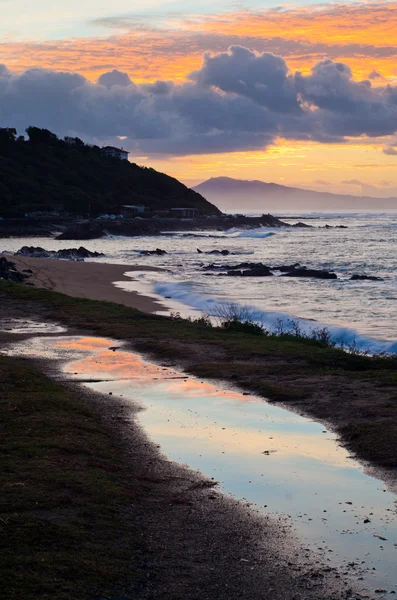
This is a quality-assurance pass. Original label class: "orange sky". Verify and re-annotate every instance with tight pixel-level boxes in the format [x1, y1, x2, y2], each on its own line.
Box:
[2, 3, 397, 83]
[2, 1, 397, 192]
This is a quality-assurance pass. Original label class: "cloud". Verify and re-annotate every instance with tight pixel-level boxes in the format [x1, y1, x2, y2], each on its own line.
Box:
[342, 179, 363, 185]
[97, 69, 132, 88]
[190, 45, 300, 114]
[313, 180, 330, 185]
[1, 48, 397, 157]
[383, 146, 397, 155]
[2, 2, 397, 83]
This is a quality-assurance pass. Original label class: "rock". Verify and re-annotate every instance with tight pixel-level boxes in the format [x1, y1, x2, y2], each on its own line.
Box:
[282, 268, 337, 279]
[203, 261, 270, 271]
[293, 222, 312, 228]
[16, 245, 51, 258]
[56, 246, 104, 260]
[0, 257, 28, 283]
[197, 249, 230, 255]
[350, 274, 383, 281]
[223, 267, 273, 277]
[139, 248, 167, 256]
[15, 246, 104, 260]
[273, 263, 300, 272]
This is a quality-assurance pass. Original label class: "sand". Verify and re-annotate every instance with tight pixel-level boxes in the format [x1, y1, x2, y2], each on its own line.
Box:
[5, 255, 166, 314]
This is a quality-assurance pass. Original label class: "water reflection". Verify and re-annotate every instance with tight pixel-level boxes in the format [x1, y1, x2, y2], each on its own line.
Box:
[3, 334, 397, 593]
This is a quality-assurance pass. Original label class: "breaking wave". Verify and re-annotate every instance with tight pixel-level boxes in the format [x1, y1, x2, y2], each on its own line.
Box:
[154, 281, 397, 354]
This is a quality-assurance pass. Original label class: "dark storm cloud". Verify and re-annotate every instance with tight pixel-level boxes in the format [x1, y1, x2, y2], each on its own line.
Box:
[97, 69, 133, 88]
[1, 47, 397, 156]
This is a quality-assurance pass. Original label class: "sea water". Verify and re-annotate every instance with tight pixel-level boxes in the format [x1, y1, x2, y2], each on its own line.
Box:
[3, 211, 397, 352]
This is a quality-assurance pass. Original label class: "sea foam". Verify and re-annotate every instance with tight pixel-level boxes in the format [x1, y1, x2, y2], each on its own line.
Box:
[154, 281, 397, 354]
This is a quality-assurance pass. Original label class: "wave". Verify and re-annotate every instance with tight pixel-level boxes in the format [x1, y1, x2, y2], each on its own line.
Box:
[225, 228, 277, 239]
[154, 281, 397, 354]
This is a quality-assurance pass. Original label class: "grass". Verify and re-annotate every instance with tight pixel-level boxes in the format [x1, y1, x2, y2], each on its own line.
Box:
[1, 279, 397, 597]
[1, 279, 397, 470]
[0, 354, 145, 600]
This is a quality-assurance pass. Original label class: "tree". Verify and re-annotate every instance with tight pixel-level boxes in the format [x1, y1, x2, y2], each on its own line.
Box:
[26, 126, 59, 145]
[0, 128, 17, 145]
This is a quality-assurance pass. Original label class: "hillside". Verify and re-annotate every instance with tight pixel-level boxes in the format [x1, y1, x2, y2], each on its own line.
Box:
[193, 177, 397, 211]
[0, 127, 220, 218]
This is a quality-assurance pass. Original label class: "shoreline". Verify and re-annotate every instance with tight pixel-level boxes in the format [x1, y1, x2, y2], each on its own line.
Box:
[3, 255, 167, 314]
[1, 258, 397, 490]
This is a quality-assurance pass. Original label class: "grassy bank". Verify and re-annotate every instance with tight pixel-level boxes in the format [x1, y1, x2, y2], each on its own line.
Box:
[0, 354, 145, 600]
[1, 279, 397, 473]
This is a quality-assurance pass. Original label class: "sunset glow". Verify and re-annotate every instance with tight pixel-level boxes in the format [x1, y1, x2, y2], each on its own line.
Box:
[2, 0, 397, 191]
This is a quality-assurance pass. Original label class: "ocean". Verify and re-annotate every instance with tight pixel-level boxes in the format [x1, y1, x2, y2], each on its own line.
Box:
[3, 211, 397, 353]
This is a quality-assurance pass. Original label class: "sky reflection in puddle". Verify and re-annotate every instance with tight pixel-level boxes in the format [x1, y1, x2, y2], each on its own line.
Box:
[4, 334, 397, 593]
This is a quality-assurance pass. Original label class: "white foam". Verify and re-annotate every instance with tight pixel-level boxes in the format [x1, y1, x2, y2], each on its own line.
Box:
[225, 228, 277, 239]
[154, 281, 397, 354]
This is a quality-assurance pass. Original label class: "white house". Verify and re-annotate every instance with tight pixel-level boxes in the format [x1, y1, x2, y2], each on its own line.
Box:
[102, 146, 129, 160]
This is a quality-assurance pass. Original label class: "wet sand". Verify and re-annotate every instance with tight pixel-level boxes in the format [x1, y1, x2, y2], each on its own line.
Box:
[4, 255, 166, 314]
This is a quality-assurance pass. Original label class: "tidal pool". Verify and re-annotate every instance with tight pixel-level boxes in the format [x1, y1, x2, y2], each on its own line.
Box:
[3, 333, 397, 594]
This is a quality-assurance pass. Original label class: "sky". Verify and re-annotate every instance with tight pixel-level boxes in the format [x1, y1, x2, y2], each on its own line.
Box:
[1, 0, 397, 194]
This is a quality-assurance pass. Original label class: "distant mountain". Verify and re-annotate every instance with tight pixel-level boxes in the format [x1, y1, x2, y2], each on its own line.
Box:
[0, 127, 220, 218]
[193, 177, 397, 212]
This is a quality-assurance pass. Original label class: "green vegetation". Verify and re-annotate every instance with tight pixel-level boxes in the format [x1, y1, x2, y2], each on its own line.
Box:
[1, 280, 397, 595]
[0, 126, 220, 218]
[0, 354, 146, 599]
[1, 278, 397, 477]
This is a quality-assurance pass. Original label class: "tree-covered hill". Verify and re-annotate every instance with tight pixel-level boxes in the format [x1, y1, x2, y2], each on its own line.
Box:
[0, 127, 221, 218]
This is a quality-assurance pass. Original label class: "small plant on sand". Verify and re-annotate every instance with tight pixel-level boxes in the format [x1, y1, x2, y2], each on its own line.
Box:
[214, 303, 266, 336]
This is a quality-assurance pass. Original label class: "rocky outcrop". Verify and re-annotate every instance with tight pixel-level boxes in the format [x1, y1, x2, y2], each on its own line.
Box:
[202, 261, 337, 279]
[15, 246, 104, 261]
[0, 257, 28, 283]
[222, 266, 273, 277]
[139, 249, 167, 256]
[197, 249, 230, 255]
[282, 267, 337, 279]
[57, 214, 294, 240]
[350, 274, 383, 281]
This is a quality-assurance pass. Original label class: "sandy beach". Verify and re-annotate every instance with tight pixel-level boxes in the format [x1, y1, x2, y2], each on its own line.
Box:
[5, 255, 166, 314]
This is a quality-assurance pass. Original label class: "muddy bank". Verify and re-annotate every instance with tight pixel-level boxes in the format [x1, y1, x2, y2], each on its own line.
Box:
[0, 310, 363, 600]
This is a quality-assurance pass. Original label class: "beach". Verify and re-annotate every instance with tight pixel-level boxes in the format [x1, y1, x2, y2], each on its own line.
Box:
[6, 255, 166, 314]
[2, 257, 397, 597]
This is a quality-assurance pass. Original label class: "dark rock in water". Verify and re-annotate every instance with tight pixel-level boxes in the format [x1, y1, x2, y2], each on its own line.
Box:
[222, 266, 273, 277]
[16, 245, 50, 258]
[139, 248, 167, 256]
[282, 268, 337, 279]
[0, 257, 28, 283]
[203, 261, 269, 271]
[293, 222, 312, 228]
[56, 247, 104, 260]
[273, 263, 300, 272]
[350, 274, 383, 281]
[15, 246, 104, 260]
[197, 249, 230, 255]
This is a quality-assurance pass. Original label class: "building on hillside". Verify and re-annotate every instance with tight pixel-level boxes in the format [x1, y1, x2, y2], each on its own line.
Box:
[122, 205, 146, 216]
[170, 207, 200, 218]
[102, 146, 129, 160]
